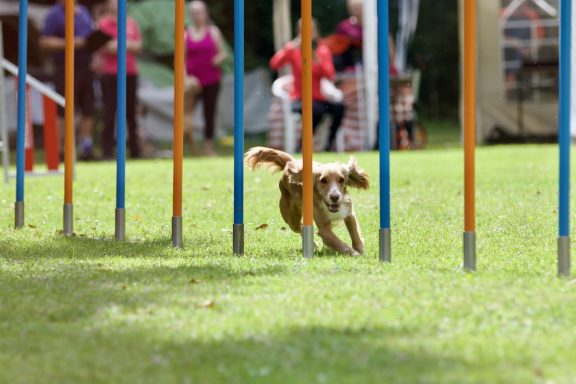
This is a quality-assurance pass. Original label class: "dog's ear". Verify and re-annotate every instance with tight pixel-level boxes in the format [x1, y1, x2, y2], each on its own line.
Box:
[287, 162, 303, 185]
[346, 157, 369, 189]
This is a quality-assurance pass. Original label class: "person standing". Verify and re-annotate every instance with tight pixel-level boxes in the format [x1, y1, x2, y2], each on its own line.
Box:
[40, 0, 97, 160]
[185, 0, 227, 157]
[97, 0, 142, 159]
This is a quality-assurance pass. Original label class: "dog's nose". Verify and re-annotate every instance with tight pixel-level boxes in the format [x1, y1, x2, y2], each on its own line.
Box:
[329, 194, 340, 202]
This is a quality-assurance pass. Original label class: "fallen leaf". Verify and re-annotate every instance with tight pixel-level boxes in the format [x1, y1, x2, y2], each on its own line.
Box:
[197, 299, 216, 309]
[256, 223, 269, 230]
[189, 278, 202, 285]
[280, 227, 287, 231]
[27, 224, 37, 229]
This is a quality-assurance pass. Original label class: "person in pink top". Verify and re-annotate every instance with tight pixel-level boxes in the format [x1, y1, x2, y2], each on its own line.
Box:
[185, 1, 228, 156]
[97, 0, 142, 159]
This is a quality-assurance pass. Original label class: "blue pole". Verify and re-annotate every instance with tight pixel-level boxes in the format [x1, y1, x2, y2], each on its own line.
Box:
[558, 0, 572, 276]
[233, 0, 245, 254]
[15, 0, 28, 228]
[378, 0, 391, 262]
[115, 0, 127, 240]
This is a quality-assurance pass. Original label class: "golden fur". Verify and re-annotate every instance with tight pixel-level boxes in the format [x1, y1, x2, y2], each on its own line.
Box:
[245, 147, 369, 255]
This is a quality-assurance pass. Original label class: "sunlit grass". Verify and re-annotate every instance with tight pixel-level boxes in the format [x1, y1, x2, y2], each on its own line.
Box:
[1, 145, 575, 383]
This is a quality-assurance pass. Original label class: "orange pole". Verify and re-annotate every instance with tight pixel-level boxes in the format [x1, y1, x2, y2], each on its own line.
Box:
[172, 0, 184, 245]
[64, 0, 74, 205]
[464, 0, 476, 233]
[301, 0, 313, 227]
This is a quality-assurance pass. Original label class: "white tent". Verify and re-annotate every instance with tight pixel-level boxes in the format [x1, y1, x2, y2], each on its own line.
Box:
[458, 0, 569, 142]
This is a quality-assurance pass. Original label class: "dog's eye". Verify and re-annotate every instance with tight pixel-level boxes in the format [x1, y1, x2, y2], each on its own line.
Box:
[320, 178, 328, 184]
[339, 177, 345, 184]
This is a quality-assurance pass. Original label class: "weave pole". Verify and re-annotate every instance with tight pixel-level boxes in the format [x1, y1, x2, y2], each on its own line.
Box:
[15, 0, 28, 228]
[172, 0, 185, 247]
[63, 0, 75, 236]
[301, 0, 314, 258]
[115, 0, 127, 241]
[378, 0, 391, 262]
[463, 0, 477, 271]
[558, 0, 572, 277]
[233, 0, 245, 255]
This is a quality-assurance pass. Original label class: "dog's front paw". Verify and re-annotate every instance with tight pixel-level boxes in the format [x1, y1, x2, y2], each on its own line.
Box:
[353, 241, 365, 255]
[340, 247, 360, 256]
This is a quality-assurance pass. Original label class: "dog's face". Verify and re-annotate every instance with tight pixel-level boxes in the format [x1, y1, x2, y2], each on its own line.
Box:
[314, 157, 369, 214]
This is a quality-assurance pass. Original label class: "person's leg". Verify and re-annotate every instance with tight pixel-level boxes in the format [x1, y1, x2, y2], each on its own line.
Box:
[100, 75, 117, 159]
[126, 75, 141, 158]
[311, 100, 326, 133]
[323, 101, 345, 151]
[201, 82, 220, 156]
[184, 76, 201, 154]
[77, 68, 96, 159]
[54, 68, 66, 159]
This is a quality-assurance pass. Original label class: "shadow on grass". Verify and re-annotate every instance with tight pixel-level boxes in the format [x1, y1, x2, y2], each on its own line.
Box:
[2, 321, 471, 383]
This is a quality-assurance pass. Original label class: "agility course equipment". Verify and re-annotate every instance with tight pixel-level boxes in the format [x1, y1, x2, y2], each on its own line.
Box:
[11, 0, 573, 277]
[172, 0, 185, 247]
[0, 57, 63, 182]
[378, 0, 392, 263]
[15, 0, 28, 229]
[558, 0, 572, 277]
[115, 0, 128, 241]
[233, 0, 245, 255]
[463, 0, 477, 271]
[63, 0, 75, 236]
[301, 0, 314, 259]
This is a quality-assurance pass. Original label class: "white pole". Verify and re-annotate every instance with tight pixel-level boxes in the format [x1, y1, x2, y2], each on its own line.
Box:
[0, 22, 9, 184]
[0, 58, 65, 107]
[363, 0, 378, 150]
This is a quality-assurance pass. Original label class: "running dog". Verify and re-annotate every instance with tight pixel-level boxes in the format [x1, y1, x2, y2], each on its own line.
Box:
[245, 147, 369, 255]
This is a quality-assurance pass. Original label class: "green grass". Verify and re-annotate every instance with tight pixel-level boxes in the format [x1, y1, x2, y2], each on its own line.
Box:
[1, 145, 576, 383]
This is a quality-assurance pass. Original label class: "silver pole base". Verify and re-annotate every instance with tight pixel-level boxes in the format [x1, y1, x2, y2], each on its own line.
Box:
[233, 223, 244, 255]
[379, 228, 391, 263]
[63, 204, 73, 236]
[172, 216, 183, 248]
[464, 231, 476, 272]
[302, 225, 314, 259]
[115, 208, 125, 241]
[14, 201, 24, 229]
[558, 236, 571, 278]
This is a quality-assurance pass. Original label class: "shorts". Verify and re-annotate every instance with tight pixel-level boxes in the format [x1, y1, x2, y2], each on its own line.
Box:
[54, 65, 95, 118]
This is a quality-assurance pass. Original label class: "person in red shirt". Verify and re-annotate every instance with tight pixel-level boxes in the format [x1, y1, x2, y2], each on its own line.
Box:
[270, 19, 345, 152]
[97, 0, 142, 159]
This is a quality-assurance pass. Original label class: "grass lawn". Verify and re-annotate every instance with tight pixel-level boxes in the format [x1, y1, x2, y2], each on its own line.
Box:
[1, 144, 575, 383]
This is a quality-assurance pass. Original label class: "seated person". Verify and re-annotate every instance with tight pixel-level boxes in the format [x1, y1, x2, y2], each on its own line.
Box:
[269, 19, 344, 152]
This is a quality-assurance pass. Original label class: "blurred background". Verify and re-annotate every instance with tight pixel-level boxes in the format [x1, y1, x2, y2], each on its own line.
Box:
[0, 0, 566, 165]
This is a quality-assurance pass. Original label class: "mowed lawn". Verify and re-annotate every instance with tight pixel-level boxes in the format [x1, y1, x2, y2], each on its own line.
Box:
[1, 145, 575, 383]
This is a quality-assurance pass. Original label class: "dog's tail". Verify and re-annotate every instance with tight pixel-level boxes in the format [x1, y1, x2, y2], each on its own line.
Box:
[245, 146, 294, 172]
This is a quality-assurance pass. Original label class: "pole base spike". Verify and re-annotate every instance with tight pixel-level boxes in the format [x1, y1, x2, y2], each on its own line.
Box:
[558, 236, 570, 278]
[379, 228, 391, 263]
[63, 204, 73, 236]
[172, 216, 183, 248]
[233, 223, 244, 255]
[464, 231, 476, 272]
[302, 225, 314, 259]
[115, 208, 125, 241]
[14, 201, 24, 229]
